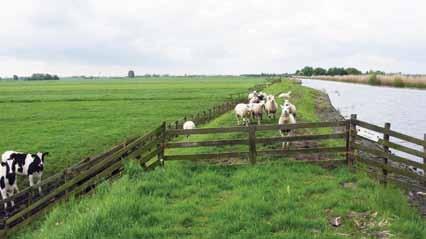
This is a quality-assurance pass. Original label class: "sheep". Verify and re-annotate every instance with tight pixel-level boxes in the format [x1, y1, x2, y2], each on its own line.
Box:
[265, 95, 278, 119]
[278, 103, 297, 149]
[249, 102, 265, 125]
[234, 103, 252, 126]
[283, 99, 297, 118]
[182, 121, 196, 140]
[248, 91, 258, 100]
[278, 91, 292, 99]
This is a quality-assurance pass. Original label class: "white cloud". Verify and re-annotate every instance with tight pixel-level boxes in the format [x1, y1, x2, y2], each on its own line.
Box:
[1, 0, 426, 76]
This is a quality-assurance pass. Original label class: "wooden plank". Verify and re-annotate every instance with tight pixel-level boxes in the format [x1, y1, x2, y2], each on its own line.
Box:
[356, 119, 425, 146]
[256, 133, 346, 144]
[348, 114, 357, 168]
[255, 121, 347, 131]
[379, 140, 424, 158]
[166, 139, 247, 148]
[357, 156, 425, 183]
[257, 146, 347, 157]
[382, 122, 391, 184]
[355, 120, 385, 134]
[353, 143, 425, 170]
[164, 152, 250, 161]
[248, 125, 257, 164]
[167, 126, 248, 136]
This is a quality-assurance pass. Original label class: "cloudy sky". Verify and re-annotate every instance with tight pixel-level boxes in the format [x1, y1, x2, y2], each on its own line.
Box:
[1, 0, 425, 76]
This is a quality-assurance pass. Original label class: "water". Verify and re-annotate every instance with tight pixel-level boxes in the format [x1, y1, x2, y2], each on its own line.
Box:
[302, 78, 425, 163]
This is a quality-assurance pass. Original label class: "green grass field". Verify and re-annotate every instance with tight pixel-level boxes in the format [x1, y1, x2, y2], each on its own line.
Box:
[0, 77, 261, 176]
[12, 79, 425, 239]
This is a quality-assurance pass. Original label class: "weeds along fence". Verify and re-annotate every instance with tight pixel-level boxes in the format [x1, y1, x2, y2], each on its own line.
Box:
[0, 82, 271, 238]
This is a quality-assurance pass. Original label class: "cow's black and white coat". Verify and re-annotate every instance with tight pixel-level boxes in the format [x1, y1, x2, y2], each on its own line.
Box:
[2, 151, 48, 193]
[0, 158, 18, 208]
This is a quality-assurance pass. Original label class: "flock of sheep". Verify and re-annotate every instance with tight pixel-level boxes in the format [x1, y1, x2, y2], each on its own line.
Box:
[234, 90, 298, 148]
[182, 90, 298, 148]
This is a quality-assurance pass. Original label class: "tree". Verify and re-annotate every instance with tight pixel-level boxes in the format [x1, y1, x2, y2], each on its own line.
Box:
[313, 67, 327, 76]
[128, 70, 135, 78]
[345, 67, 362, 75]
[300, 66, 314, 76]
[13, 75, 19, 80]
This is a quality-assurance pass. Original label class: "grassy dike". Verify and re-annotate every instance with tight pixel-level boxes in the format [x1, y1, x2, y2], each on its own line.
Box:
[14, 80, 425, 239]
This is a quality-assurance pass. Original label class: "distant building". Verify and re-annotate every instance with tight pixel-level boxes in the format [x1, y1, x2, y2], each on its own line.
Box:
[128, 70, 135, 78]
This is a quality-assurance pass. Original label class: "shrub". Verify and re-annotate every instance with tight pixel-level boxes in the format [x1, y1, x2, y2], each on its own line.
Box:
[393, 77, 405, 87]
[368, 74, 381, 85]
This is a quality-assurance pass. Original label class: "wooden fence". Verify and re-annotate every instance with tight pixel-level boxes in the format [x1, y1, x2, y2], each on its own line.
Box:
[0, 83, 266, 238]
[162, 115, 425, 187]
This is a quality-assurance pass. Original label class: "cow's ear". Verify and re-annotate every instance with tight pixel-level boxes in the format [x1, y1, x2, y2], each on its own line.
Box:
[44, 152, 49, 157]
[1, 162, 6, 166]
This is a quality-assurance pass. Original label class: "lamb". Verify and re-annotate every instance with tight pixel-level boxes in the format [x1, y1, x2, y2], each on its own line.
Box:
[278, 91, 292, 99]
[182, 121, 196, 139]
[265, 95, 278, 119]
[249, 102, 265, 125]
[234, 103, 252, 126]
[283, 99, 297, 118]
[278, 103, 297, 149]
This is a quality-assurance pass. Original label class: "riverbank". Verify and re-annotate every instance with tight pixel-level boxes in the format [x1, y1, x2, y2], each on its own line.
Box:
[295, 75, 426, 89]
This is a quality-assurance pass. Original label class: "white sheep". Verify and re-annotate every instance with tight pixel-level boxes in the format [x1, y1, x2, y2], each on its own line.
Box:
[248, 91, 258, 100]
[283, 99, 297, 118]
[278, 91, 292, 99]
[278, 103, 297, 149]
[234, 103, 252, 126]
[183, 121, 196, 139]
[249, 102, 265, 125]
[265, 95, 278, 119]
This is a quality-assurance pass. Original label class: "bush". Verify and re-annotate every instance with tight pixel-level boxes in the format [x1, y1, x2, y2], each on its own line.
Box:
[368, 74, 381, 85]
[393, 77, 405, 87]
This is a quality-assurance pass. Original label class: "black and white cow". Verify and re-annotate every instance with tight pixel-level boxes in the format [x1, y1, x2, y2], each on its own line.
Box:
[0, 158, 18, 208]
[2, 151, 48, 193]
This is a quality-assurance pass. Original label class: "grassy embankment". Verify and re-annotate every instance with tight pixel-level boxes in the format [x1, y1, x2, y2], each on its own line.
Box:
[311, 75, 426, 89]
[14, 80, 425, 239]
[0, 76, 261, 177]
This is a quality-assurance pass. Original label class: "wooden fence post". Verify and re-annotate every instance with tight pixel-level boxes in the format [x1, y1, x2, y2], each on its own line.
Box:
[383, 122, 391, 185]
[248, 125, 257, 165]
[348, 114, 357, 168]
[157, 122, 166, 167]
[423, 134, 425, 165]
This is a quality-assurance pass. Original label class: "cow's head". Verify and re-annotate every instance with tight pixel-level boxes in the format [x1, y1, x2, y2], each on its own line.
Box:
[1, 159, 14, 175]
[35, 152, 49, 171]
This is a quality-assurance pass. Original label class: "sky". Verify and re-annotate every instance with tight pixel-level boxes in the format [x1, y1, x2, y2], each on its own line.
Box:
[1, 0, 426, 77]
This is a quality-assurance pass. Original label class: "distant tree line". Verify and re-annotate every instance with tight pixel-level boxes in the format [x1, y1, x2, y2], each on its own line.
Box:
[295, 66, 386, 76]
[26, 73, 60, 80]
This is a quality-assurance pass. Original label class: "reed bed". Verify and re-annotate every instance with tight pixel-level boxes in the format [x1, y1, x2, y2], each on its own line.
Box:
[313, 75, 426, 89]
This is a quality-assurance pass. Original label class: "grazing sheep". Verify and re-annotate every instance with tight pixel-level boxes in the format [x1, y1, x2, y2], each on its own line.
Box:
[249, 102, 265, 125]
[234, 103, 252, 126]
[183, 121, 196, 140]
[278, 91, 292, 99]
[283, 100, 297, 118]
[278, 103, 297, 149]
[265, 95, 278, 119]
